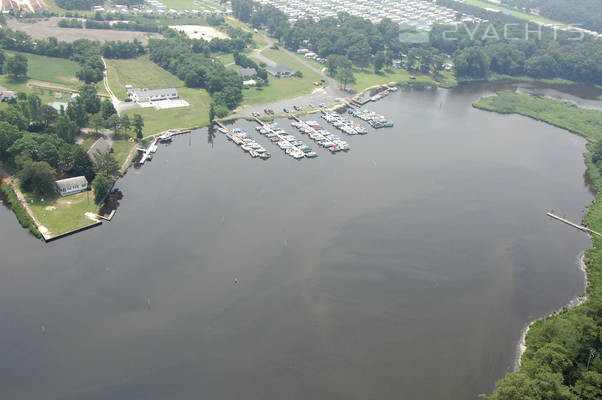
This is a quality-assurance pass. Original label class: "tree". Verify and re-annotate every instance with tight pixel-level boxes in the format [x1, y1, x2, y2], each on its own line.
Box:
[209, 103, 216, 123]
[0, 50, 5, 74]
[120, 114, 130, 136]
[92, 173, 111, 204]
[66, 98, 88, 128]
[18, 160, 56, 198]
[26, 95, 42, 123]
[6, 54, 28, 79]
[38, 142, 59, 168]
[374, 51, 385, 73]
[133, 114, 143, 139]
[90, 113, 103, 134]
[71, 145, 95, 181]
[100, 99, 116, 120]
[326, 55, 339, 76]
[40, 105, 58, 129]
[55, 115, 79, 143]
[78, 84, 101, 114]
[107, 114, 120, 135]
[337, 67, 356, 90]
[95, 153, 119, 177]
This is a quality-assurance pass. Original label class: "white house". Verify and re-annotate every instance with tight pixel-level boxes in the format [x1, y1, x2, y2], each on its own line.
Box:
[128, 87, 178, 103]
[56, 176, 88, 197]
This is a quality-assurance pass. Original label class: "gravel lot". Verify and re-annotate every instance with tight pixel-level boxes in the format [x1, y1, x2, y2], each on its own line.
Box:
[6, 18, 162, 44]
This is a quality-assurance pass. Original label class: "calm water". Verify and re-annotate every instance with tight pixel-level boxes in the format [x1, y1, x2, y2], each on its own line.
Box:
[0, 84, 599, 399]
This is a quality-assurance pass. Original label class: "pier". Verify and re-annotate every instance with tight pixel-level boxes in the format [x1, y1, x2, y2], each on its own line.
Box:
[546, 212, 601, 236]
[138, 137, 158, 164]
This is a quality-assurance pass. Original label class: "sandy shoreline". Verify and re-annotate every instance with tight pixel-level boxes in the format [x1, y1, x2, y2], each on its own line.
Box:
[513, 251, 590, 370]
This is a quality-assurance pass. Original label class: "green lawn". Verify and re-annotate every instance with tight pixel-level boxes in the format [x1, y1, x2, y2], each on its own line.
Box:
[106, 56, 211, 135]
[4, 51, 81, 88]
[105, 56, 183, 100]
[473, 92, 602, 142]
[464, 0, 567, 27]
[111, 139, 136, 167]
[216, 53, 235, 65]
[242, 48, 323, 106]
[27, 191, 99, 238]
[122, 87, 211, 135]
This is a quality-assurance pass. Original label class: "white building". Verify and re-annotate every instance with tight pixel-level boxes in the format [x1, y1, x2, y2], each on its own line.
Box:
[56, 176, 88, 197]
[128, 87, 178, 103]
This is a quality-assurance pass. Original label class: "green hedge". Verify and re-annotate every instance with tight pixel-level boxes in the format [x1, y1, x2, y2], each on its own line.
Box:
[0, 183, 41, 239]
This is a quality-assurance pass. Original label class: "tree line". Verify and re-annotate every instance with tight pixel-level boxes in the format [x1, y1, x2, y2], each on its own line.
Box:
[501, 0, 602, 33]
[230, 0, 602, 87]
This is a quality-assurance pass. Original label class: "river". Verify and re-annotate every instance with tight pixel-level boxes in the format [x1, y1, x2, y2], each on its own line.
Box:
[0, 83, 600, 399]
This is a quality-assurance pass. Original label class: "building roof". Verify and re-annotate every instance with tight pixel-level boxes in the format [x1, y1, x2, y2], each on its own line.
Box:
[266, 64, 294, 74]
[56, 176, 88, 190]
[87, 137, 112, 162]
[237, 67, 257, 78]
[130, 88, 178, 99]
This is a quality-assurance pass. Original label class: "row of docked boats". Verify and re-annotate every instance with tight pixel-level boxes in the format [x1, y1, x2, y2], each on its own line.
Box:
[291, 119, 351, 153]
[321, 112, 368, 135]
[347, 107, 394, 129]
[225, 128, 272, 159]
[256, 122, 317, 159]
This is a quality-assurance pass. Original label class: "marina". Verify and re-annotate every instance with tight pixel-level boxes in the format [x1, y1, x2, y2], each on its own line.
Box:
[346, 107, 394, 129]
[320, 111, 367, 135]
[290, 117, 352, 152]
[254, 118, 318, 159]
[224, 128, 272, 160]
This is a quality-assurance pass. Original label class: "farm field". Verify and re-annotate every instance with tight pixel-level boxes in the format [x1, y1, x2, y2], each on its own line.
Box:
[5, 18, 161, 43]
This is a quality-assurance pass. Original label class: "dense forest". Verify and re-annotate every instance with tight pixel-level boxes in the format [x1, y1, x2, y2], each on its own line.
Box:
[148, 32, 244, 116]
[501, 0, 602, 33]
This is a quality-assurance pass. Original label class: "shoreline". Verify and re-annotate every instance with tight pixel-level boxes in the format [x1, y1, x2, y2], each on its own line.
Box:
[513, 251, 590, 371]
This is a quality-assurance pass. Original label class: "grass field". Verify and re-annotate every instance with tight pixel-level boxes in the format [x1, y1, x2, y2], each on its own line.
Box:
[242, 48, 323, 106]
[4, 51, 81, 87]
[464, 0, 567, 27]
[473, 92, 602, 142]
[111, 139, 136, 167]
[27, 191, 99, 237]
[105, 57, 183, 100]
[106, 56, 211, 135]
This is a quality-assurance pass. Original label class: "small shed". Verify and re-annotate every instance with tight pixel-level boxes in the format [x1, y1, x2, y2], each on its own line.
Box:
[56, 176, 88, 197]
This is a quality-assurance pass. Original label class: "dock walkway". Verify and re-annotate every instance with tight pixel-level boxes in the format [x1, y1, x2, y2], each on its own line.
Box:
[547, 212, 601, 236]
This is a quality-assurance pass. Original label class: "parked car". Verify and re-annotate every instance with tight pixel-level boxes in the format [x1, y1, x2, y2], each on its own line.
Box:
[283, 108, 290, 113]
[293, 105, 302, 111]
[264, 109, 270, 114]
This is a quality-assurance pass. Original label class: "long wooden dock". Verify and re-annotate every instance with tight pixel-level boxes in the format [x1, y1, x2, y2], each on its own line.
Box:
[546, 212, 601, 236]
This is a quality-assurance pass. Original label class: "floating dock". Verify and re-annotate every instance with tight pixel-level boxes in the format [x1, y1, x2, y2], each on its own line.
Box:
[546, 212, 601, 236]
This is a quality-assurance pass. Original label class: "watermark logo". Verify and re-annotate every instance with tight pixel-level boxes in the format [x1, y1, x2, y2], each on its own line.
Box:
[400, 21, 589, 43]
[399, 20, 430, 44]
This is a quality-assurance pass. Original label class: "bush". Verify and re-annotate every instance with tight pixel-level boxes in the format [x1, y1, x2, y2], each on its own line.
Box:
[0, 183, 41, 238]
